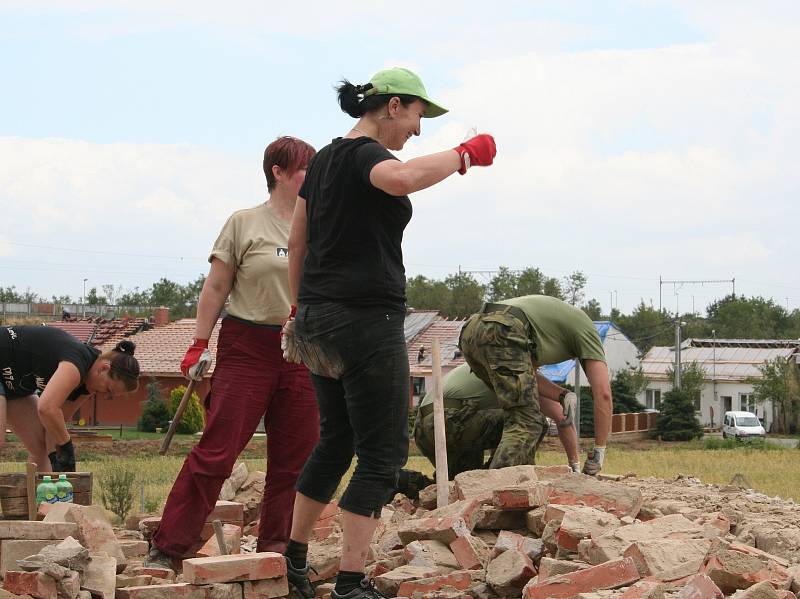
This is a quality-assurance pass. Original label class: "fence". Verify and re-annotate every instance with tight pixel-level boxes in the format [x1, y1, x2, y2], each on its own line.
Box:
[611, 411, 659, 434]
[0, 303, 154, 320]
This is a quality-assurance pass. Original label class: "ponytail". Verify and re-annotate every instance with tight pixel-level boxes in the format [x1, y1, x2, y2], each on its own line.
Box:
[336, 78, 419, 119]
[100, 340, 140, 392]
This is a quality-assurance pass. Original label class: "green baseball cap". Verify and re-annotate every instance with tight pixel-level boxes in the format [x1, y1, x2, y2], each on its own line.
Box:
[365, 67, 448, 118]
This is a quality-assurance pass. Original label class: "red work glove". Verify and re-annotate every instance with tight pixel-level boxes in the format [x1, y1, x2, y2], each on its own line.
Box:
[281, 305, 302, 364]
[181, 338, 212, 380]
[454, 133, 497, 175]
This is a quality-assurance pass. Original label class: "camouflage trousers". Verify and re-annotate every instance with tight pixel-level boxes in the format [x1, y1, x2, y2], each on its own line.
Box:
[414, 402, 504, 478]
[457, 308, 548, 468]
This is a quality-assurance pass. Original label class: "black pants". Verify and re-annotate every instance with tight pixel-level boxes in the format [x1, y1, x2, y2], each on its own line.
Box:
[294, 302, 409, 518]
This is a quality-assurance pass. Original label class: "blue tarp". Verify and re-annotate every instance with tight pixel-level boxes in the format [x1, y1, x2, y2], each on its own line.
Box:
[539, 321, 612, 383]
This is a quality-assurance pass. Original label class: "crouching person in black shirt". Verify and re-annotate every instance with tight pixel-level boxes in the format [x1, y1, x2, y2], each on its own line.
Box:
[0, 326, 140, 471]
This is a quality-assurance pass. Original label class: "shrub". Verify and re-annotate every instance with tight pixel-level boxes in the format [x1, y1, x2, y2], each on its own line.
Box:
[168, 385, 205, 435]
[137, 379, 170, 432]
[98, 465, 136, 522]
[654, 388, 704, 441]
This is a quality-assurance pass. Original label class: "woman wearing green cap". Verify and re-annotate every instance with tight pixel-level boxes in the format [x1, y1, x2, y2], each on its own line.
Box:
[280, 66, 495, 599]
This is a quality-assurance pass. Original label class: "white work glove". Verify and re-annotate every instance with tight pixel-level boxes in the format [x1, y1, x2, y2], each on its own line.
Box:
[582, 446, 606, 476]
[281, 306, 302, 364]
[560, 392, 577, 428]
[569, 462, 580, 474]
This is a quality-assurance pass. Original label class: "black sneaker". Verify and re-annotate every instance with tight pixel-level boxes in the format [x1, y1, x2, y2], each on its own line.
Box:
[285, 556, 315, 599]
[331, 578, 389, 599]
[143, 546, 174, 571]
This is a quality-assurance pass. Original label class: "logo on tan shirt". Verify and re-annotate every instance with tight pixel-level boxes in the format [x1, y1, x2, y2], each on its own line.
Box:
[276, 247, 288, 258]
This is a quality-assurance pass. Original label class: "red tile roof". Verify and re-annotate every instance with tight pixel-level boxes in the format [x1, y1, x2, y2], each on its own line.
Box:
[98, 318, 222, 377]
[408, 319, 467, 376]
[47, 322, 96, 343]
[47, 318, 148, 347]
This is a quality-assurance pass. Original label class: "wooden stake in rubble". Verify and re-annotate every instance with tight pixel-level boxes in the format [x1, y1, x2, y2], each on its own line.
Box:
[25, 462, 37, 520]
[431, 338, 449, 508]
[212, 519, 229, 555]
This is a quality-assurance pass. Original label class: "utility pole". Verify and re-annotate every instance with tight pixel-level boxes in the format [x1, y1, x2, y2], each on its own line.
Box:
[674, 319, 682, 389]
[659, 277, 735, 313]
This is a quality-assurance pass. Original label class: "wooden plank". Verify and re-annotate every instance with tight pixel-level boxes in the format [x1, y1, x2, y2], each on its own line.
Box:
[0, 473, 93, 496]
[2, 492, 92, 517]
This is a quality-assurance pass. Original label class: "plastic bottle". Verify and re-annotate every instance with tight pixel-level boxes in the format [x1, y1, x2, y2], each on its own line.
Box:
[56, 474, 73, 503]
[36, 475, 58, 505]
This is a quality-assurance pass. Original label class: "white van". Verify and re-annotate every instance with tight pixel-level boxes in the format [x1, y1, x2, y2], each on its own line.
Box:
[722, 411, 766, 440]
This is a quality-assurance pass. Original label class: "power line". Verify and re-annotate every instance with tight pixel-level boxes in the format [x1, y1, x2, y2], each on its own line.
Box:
[1, 241, 205, 261]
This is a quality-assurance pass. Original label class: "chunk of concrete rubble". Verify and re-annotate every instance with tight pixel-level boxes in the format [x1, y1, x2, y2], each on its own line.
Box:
[537, 557, 590, 580]
[232, 472, 265, 525]
[197, 524, 242, 558]
[81, 553, 117, 599]
[0, 522, 78, 541]
[397, 570, 477, 597]
[454, 466, 539, 502]
[0, 540, 58, 577]
[486, 550, 536, 595]
[403, 540, 459, 571]
[308, 534, 343, 582]
[60, 506, 127, 573]
[523, 558, 640, 599]
[547, 475, 643, 519]
[425, 499, 485, 531]
[618, 580, 665, 599]
[119, 540, 149, 558]
[474, 507, 527, 531]
[492, 483, 552, 511]
[623, 538, 711, 581]
[491, 531, 544, 566]
[732, 581, 783, 599]
[182, 553, 287, 584]
[676, 574, 723, 599]
[578, 514, 714, 565]
[115, 575, 153, 589]
[450, 535, 491, 571]
[373, 565, 442, 596]
[56, 571, 80, 599]
[126, 566, 175, 580]
[525, 507, 546, 537]
[398, 516, 470, 545]
[420, 483, 459, 510]
[38, 537, 91, 571]
[555, 506, 622, 552]
[694, 512, 730, 536]
[219, 463, 249, 502]
[703, 544, 791, 594]
[3, 571, 58, 599]
[241, 577, 289, 599]
[116, 583, 209, 599]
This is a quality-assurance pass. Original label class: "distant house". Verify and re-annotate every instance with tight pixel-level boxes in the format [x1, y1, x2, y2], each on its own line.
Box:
[638, 338, 800, 430]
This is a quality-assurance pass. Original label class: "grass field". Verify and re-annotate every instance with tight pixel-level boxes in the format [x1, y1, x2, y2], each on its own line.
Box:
[2, 439, 799, 519]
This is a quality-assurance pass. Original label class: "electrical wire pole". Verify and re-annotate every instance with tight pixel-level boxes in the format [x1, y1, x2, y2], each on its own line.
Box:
[674, 319, 682, 389]
[659, 277, 735, 312]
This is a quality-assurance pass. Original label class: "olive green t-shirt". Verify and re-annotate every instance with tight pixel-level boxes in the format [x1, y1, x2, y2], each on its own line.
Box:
[419, 363, 494, 409]
[209, 203, 291, 325]
[501, 295, 606, 366]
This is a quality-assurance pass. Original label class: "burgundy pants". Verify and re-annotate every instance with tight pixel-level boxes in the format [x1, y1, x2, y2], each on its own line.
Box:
[153, 317, 319, 556]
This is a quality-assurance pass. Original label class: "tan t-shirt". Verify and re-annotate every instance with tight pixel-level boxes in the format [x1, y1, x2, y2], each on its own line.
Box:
[209, 203, 291, 325]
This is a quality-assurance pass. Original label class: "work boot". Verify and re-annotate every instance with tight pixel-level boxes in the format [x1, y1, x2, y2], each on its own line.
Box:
[393, 469, 434, 500]
[143, 546, 174, 571]
[285, 557, 315, 599]
[332, 578, 389, 599]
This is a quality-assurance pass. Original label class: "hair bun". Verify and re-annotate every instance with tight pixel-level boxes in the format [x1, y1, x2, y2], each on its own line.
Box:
[114, 340, 136, 355]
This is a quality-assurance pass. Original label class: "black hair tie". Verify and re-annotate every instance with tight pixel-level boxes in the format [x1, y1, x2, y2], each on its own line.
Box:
[354, 83, 373, 95]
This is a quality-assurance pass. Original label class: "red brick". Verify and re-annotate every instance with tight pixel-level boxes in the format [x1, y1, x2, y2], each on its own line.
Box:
[397, 570, 474, 597]
[182, 553, 286, 584]
[547, 476, 643, 519]
[425, 499, 484, 531]
[703, 546, 791, 593]
[486, 550, 536, 593]
[619, 580, 666, 599]
[491, 530, 544, 564]
[0, 521, 77, 541]
[454, 466, 539, 502]
[119, 539, 150, 558]
[623, 538, 710, 581]
[397, 517, 470, 545]
[474, 506, 527, 530]
[533, 465, 574, 479]
[449, 535, 490, 570]
[693, 512, 731, 536]
[524, 557, 641, 599]
[735, 581, 782, 599]
[492, 482, 552, 510]
[537, 557, 589, 580]
[555, 506, 621, 552]
[243, 577, 290, 599]
[207, 501, 245, 524]
[196, 524, 242, 558]
[116, 583, 208, 599]
[373, 565, 442, 596]
[403, 540, 459, 570]
[675, 574, 723, 599]
[127, 566, 176, 581]
[62, 504, 127, 571]
[3, 571, 57, 599]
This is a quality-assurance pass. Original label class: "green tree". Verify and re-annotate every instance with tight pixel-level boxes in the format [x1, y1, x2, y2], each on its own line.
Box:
[654, 387, 704, 441]
[706, 295, 792, 339]
[582, 299, 603, 320]
[137, 379, 171, 432]
[612, 367, 648, 412]
[615, 302, 674, 352]
[85, 287, 107, 306]
[487, 266, 563, 302]
[51, 294, 72, 304]
[563, 270, 587, 306]
[118, 287, 152, 307]
[168, 385, 205, 435]
[487, 267, 519, 302]
[444, 272, 485, 317]
[746, 356, 800, 434]
[666, 361, 706, 412]
[406, 275, 451, 312]
[0, 286, 24, 302]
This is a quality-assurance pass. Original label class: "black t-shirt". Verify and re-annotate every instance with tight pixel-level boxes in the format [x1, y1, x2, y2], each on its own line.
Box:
[297, 137, 413, 310]
[0, 325, 99, 401]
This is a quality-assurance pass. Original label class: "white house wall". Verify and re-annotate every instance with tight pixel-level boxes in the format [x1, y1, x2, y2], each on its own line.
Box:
[565, 325, 640, 386]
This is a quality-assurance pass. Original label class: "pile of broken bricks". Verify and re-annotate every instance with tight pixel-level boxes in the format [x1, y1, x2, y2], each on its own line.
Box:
[304, 465, 800, 599]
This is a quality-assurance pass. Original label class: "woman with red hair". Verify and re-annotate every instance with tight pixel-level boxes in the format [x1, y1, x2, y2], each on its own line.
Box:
[146, 136, 319, 567]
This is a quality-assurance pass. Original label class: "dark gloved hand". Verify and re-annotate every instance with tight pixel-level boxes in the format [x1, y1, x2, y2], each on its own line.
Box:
[281, 305, 302, 364]
[393, 469, 435, 500]
[49, 439, 76, 472]
[180, 338, 212, 380]
[582, 446, 606, 476]
[454, 133, 497, 175]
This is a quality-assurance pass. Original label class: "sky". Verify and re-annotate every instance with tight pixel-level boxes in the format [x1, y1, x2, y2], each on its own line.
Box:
[1, 0, 798, 315]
